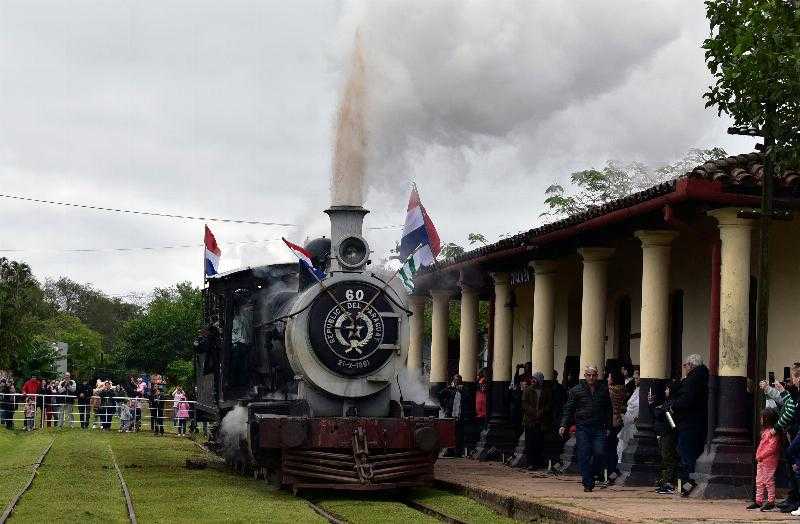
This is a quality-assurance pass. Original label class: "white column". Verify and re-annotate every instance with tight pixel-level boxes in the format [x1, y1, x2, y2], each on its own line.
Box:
[635, 230, 679, 380]
[578, 247, 615, 374]
[530, 260, 558, 381]
[458, 283, 479, 383]
[430, 290, 451, 384]
[709, 208, 755, 377]
[406, 295, 427, 371]
[491, 273, 513, 382]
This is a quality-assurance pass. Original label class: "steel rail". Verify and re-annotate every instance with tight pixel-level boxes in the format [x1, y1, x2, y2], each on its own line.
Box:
[0, 438, 55, 524]
[399, 497, 469, 524]
[304, 500, 349, 524]
[108, 446, 138, 524]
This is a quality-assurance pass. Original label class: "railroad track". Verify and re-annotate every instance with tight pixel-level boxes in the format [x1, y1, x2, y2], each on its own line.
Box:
[0, 438, 55, 524]
[108, 445, 138, 524]
[304, 496, 468, 524]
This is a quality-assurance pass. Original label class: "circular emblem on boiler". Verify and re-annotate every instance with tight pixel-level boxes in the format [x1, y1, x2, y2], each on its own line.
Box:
[307, 281, 400, 377]
[323, 302, 383, 361]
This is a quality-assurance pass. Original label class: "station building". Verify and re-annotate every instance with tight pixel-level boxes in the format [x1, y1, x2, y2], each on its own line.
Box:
[407, 152, 800, 498]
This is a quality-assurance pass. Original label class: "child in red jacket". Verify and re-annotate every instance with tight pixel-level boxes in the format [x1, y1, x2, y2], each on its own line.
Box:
[748, 408, 781, 511]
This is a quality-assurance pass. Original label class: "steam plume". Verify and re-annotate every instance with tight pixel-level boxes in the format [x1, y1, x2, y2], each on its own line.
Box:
[331, 34, 367, 206]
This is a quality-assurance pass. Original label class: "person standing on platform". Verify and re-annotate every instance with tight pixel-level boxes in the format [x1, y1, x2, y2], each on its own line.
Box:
[475, 369, 488, 429]
[76, 379, 93, 429]
[605, 369, 627, 483]
[559, 365, 613, 492]
[522, 371, 552, 469]
[670, 354, 709, 498]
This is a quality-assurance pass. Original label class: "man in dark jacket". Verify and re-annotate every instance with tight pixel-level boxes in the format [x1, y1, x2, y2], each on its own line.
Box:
[670, 354, 709, 497]
[76, 379, 94, 429]
[559, 365, 613, 491]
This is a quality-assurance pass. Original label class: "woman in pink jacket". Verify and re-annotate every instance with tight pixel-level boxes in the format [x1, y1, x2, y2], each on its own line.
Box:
[747, 408, 781, 511]
[173, 386, 190, 436]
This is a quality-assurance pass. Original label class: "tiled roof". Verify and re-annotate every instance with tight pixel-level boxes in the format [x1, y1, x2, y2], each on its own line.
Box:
[421, 152, 798, 274]
[687, 152, 800, 189]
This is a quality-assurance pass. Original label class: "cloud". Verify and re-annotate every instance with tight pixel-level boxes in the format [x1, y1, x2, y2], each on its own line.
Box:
[0, 1, 756, 294]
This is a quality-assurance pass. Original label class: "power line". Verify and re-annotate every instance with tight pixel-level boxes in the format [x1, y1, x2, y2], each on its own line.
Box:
[0, 238, 279, 255]
[0, 193, 295, 226]
[0, 192, 404, 230]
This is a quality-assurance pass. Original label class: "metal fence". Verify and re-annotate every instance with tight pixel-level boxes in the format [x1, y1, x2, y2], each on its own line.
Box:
[0, 393, 207, 435]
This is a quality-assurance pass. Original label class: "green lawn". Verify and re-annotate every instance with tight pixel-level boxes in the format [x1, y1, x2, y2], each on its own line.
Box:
[0, 430, 52, 510]
[0, 428, 513, 523]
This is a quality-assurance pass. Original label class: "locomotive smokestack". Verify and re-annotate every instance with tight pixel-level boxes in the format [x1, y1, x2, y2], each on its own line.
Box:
[324, 205, 370, 271]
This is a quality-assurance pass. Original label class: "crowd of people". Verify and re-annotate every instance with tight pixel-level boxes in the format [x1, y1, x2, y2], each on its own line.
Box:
[437, 355, 800, 510]
[0, 371, 197, 435]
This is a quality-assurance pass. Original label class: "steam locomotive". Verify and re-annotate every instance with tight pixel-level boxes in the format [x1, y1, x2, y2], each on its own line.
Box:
[195, 205, 453, 491]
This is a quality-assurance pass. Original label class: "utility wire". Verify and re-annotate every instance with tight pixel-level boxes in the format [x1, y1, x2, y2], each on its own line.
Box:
[0, 193, 293, 226]
[0, 238, 279, 254]
[0, 192, 404, 230]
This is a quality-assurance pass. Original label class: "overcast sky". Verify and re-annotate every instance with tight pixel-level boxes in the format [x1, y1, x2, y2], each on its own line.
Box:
[0, 1, 756, 298]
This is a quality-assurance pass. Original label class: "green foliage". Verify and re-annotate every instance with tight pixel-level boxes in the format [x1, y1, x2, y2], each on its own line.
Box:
[543, 148, 728, 218]
[38, 314, 103, 379]
[44, 277, 140, 357]
[423, 300, 489, 342]
[467, 232, 488, 245]
[14, 337, 59, 380]
[119, 281, 202, 380]
[438, 242, 466, 260]
[703, 0, 800, 165]
[165, 358, 194, 389]
[0, 258, 52, 370]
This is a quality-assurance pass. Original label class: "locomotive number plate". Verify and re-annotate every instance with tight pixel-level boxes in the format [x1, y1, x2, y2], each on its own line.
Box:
[307, 281, 399, 377]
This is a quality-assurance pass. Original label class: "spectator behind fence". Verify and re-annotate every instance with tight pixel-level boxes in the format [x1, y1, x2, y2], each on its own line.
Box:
[24, 394, 36, 431]
[98, 381, 115, 430]
[152, 385, 165, 435]
[57, 372, 76, 427]
[76, 379, 93, 429]
[747, 407, 781, 511]
[522, 371, 552, 470]
[559, 365, 613, 492]
[174, 386, 189, 436]
[670, 354, 709, 498]
[0, 377, 15, 429]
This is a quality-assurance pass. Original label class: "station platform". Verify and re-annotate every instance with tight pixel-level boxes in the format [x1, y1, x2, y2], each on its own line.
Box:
[434, 458, 794, 523]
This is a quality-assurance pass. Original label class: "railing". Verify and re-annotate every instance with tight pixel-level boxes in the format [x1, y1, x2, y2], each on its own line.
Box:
[0, 393, 207, 435]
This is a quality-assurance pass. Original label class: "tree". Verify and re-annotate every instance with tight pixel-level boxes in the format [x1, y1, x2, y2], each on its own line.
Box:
[0, 258, 52, 370]
[542, 148, 728, 219]
[14, 337, 59, 381]
[703, 1, 800, 165]
[118, 282, 202, 379]
[44, 277, 139, 357]
[38, 315, 103, 379]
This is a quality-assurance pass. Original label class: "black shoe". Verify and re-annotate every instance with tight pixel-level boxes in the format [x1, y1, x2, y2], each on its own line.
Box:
[761, 502, 776, 511]
[657, 483, 675, 495]
[780, 504, 798, 513]
[746, 502, 761, 510]
[583, 486, 593, 492]
[680, 481, 696, 498]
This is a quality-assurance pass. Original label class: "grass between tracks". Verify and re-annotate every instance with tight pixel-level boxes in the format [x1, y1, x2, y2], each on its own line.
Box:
[106, 433, 324, 524]
[406, 487, 518, 524]
[8, 430, 129, 523]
